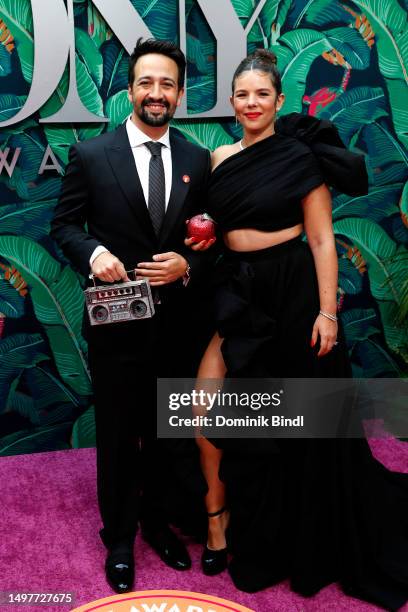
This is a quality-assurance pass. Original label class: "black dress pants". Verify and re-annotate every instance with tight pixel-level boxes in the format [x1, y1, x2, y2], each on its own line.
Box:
[87, 306, 175, 549]
[87, 294, 211, 550]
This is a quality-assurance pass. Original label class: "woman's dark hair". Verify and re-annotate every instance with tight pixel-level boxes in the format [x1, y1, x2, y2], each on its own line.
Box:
[232, 49, 282, 95]
[128, 38, 186, 89]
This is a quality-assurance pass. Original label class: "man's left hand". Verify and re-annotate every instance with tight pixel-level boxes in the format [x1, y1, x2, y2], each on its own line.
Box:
[136, 252, 188, 286]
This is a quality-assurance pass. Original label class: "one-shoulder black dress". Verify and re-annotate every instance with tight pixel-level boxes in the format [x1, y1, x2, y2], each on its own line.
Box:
[205, 114, 408, 611]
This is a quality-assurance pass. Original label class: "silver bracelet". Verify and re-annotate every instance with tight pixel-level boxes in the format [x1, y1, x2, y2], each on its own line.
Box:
[319, 310, 337, 322]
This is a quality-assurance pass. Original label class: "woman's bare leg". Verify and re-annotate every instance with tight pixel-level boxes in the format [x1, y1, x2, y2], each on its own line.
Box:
[195, 333, 228, 550]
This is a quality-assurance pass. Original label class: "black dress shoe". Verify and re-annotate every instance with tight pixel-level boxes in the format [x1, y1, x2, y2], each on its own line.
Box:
[142, 525, 191, 570]
[105, 550, 134, 593]
[201, 545, 228, 576]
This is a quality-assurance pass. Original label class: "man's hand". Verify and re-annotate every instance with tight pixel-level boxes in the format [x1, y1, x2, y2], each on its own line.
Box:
[136, 252, 188, 286]
[91, 251, 129, 283]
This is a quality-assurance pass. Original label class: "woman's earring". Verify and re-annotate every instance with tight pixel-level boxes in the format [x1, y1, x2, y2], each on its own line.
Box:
[235, 115, 239, 126]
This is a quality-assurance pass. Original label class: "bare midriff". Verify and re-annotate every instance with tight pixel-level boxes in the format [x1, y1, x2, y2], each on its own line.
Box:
[223, 223, 303, 252]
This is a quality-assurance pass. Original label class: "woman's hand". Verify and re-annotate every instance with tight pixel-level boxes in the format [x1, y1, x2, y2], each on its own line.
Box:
[311, 314, 338, 357]
[184, 236, 216, 251]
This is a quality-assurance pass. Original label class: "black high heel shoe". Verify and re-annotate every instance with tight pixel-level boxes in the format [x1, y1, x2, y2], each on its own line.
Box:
[201, 506, 228, 576]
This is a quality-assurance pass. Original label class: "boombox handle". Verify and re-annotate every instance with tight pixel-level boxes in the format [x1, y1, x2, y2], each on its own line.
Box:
[89, 268, 138, 288]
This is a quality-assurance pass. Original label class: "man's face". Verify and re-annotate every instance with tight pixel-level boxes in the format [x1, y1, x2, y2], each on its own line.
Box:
[128, 53, 184, 127]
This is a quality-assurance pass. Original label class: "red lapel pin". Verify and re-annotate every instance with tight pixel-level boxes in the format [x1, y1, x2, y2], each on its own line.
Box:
[182, 174, 190, 183]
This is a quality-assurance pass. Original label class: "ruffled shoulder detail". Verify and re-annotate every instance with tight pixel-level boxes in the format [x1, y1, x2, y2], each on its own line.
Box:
[275, 112, 368, 196]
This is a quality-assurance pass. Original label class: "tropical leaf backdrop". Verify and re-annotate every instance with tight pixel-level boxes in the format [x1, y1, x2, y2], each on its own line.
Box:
[0, 0, 407, 455]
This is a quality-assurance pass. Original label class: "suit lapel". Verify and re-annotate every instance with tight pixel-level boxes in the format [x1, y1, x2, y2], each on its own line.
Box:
[159, 132, 190, 248]
[105, 124, 156, 243]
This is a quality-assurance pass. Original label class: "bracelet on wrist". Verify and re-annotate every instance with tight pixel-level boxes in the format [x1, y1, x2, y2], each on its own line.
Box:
[319, 309, 337, 322]
[182, 263, 191, 287]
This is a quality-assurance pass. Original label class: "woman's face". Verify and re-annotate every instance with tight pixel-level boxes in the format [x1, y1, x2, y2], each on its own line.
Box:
[231, 70, 284, 134]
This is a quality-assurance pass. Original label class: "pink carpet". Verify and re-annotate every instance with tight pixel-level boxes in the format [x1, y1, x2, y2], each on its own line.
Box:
[1, 437, 408, 612]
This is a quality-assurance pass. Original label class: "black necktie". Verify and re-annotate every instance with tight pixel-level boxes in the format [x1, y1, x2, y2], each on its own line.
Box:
[145, 141, 165, 237]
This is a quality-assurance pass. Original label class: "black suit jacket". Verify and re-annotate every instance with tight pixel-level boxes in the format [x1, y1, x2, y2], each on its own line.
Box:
[51, 124, 215, 369]
[51, 124, 211, 280]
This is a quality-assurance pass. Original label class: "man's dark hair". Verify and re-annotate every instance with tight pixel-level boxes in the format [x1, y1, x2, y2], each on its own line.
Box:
[128, 38, 186, 89]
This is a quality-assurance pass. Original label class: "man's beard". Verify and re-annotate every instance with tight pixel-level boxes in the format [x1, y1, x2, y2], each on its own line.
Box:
[137, 97, 174, 127]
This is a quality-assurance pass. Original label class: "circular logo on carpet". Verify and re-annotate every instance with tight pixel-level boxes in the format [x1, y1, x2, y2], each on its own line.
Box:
[70, 590, 254, 612]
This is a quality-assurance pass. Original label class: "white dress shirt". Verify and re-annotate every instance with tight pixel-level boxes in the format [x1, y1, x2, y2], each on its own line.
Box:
[89, 117, 172, 267]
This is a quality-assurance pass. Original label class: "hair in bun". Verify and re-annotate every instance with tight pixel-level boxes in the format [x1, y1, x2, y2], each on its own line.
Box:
[252, 49, 278, 65]
[232, 48, 281, 94]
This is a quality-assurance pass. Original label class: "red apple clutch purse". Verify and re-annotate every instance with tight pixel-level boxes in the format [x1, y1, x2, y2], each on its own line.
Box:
[186, 213, 216, 241]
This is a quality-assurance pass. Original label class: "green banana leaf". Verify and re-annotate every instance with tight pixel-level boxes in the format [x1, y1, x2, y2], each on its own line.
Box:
[0, 0, 33, 82]
[279, 29, 333, 113]
[0, 277, 25, 318]
[320, 86, 388, 145]
[338, 257, 364, 295]
[87, 3, 112, 48]
[72, 404, 96, 448]
[352, 0, 408, 149]
[0, 37, 12, 77]
[0, 422, 72, 455]
[75, 26, 103, 89]
[269, 44, 295, 73]
[360, 122, 408, 187]
[6, 362, 85, 429]
[0, 235, 91, 395]
[340, 307, 379, 346]
[334, 217, 408, 360]
[6, 386, 76, 428]
[260, 0, 292, 44]
[334, 217, 402, 302]
[333, 184, 403, 223]
[186, 3, 216, 53]
[353, 337, 402, 377]
[24, 364, 82, 410]
[130, 0, 178, 41]
[6, 390, 36, 422]
[105, 90, 132, 130]
[187, 34, 213, 74]
[325, 26, 371, 70]
[230, 0, 258, 23]
[292, 0, 351, 28]
[187, 77, 215, 114]
[391, 215, 408, 248]
[0, 332, 48, 412]
[0, 94, 27, 122]
[101, 40, 128, 99]
[171, 120, 233, 150]
[0, 169, 61, 202]
[0, 199, 57, 240]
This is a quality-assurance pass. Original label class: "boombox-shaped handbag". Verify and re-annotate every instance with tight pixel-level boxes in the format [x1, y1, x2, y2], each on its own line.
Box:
[84, 271, 155, 326]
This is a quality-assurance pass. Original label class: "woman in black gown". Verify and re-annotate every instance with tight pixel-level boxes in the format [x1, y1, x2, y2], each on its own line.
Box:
[187, 49, 408, 611]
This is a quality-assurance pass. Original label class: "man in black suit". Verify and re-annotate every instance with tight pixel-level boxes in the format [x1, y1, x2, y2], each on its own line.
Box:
[51, 39, 214, 593]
